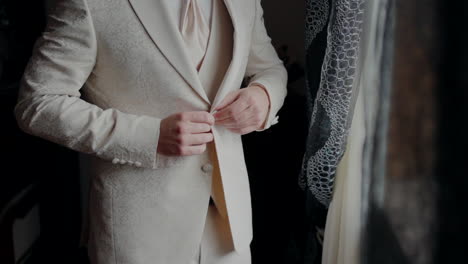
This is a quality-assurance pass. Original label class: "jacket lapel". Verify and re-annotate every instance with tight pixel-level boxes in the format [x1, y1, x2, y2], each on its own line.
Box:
[128, 0, 209, 104]
[210, 0, 242, 111]
[128, 0, 245, 108]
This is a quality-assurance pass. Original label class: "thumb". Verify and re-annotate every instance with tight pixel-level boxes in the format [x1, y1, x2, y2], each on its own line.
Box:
[214, 90, 241, 111]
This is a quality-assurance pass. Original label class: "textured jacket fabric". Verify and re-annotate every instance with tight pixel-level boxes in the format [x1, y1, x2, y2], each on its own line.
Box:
[14, 0, 287, 263]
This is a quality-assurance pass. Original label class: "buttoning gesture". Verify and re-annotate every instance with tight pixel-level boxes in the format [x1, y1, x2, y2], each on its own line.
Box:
[214, 85, 270, 135]
[158, 111, 214, 156]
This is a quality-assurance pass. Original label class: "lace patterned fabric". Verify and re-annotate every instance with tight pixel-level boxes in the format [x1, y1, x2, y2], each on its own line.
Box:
[300, 0, 365, 207]
[305, 0, 330, 48]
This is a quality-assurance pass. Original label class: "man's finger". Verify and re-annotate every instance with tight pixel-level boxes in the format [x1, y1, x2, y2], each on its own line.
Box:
[178, 133, 214, 146]
[179, 144, 208, 156]
[179, 111, 215, 125]
[215, 107, 253, 126]
[214, 98, 250, 122]
[188, 133, 214, 145]
[219, 117, 258, 129]
[185, 123, 212, 134]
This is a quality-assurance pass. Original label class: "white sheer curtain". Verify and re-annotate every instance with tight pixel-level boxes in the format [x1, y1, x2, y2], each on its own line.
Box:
[322, 89, 365, 264]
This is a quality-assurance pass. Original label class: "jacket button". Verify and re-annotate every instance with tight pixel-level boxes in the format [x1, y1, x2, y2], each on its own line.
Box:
[119, 159, 127, 165]
[112, 158, 120, 164]
[202, 163, 213, 173]
[134, 162, 142, 167]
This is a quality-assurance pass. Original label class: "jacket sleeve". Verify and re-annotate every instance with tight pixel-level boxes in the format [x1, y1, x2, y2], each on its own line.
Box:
[14, 0, 161, 169]
[244, 0, 288, 131]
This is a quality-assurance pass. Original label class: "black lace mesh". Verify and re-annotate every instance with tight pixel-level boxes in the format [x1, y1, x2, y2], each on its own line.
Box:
[300, 0, 365, 207]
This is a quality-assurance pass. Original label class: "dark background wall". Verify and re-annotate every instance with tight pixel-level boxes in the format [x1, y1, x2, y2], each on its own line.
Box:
[365, 1, 468, 264]
[384, 0, 440, 262]
[0, 0, 85, 263]
[436, 1, 468, 262]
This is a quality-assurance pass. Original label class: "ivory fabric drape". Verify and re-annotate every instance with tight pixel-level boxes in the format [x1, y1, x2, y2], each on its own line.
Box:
[322, 83, 365, 264]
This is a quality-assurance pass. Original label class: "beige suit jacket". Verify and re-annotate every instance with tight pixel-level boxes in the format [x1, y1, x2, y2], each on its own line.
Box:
[14, 0, 287, 263]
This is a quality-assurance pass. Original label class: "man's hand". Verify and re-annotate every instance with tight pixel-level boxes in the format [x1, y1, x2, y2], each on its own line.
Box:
[213, 85, 270, 135]
[158, 111, 215, 156]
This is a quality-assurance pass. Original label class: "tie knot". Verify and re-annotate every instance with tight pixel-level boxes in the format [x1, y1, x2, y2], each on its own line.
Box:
[180, 0, 211, 71]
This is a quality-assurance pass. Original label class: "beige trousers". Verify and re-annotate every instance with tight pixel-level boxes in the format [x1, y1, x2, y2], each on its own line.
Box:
[191, 204, 251, 264]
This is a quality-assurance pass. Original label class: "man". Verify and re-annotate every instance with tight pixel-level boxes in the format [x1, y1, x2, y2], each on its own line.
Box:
[14, 0, 287, 263]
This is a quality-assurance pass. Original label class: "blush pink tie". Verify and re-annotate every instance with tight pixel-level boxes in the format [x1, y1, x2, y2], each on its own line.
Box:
[180, 0, 210, 71]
